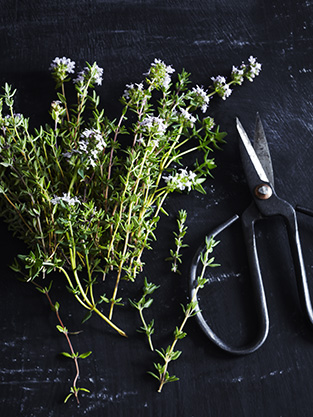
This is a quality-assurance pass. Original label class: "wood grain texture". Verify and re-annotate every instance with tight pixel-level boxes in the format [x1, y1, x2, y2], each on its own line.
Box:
[1, 1, 313, 416]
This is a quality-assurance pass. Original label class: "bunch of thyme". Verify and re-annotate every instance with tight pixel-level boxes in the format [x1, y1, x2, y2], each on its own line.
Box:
[0, 55, 261, 399]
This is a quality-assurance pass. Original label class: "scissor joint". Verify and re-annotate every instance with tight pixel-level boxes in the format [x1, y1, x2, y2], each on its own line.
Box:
[254, 184, 273, 200]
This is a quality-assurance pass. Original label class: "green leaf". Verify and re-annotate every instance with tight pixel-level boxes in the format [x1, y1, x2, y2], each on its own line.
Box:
[78, 387, 90, 393]
[60, 351, 73, 358]
[143, 298, 153, 309]
[147, 371, 160, 381]
[155, 349, 166, 361]
[64, 392, 73, 403]
[167, 375, 180, 383]
[56, 325, 67, 333]
[171, 350, 182, 361]
[81, 310, 93, 324]
[78, 351, 92, 359]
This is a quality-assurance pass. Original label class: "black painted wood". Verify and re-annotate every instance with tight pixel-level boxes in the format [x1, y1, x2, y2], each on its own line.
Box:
[1, 1, 313, 416]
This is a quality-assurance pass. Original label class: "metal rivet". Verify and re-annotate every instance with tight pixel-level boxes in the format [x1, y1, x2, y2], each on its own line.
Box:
[254, 184, 273, 200]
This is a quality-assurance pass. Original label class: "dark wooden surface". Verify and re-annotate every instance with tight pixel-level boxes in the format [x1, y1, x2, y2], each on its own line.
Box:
[2, 1, 313, 416]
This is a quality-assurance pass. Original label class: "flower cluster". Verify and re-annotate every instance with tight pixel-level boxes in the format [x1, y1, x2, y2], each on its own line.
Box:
[50, 100, 66, 123]
[78, 128, 107, 167]
[49, 57, 76, 84]
[211, 75, 233, 100]
[231, 55, 262, 84]
[163, 168, 198, 192]
[140, 115, 167, 137]
[210, 56, 262, 99]
[231, 66, 245, 85]
[123, 82, 144, 100]
[244, 55, 262, 81]
[189, 85, 211, 113]
[51, 193, 80, 206]
[145, 58, 175, 90]
[179, 108, 197, 126]
[74, 63, 104, 86]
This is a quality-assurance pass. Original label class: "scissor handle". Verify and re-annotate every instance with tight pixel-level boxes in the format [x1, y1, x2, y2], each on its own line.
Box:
[190, 207, 269, 355]
[278, 202, 313, 326]
[253, 191, 313, 327]
[190, 197, 313, 355]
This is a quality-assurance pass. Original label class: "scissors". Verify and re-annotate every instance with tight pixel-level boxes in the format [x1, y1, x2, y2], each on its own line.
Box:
[190, 114, 313, 355]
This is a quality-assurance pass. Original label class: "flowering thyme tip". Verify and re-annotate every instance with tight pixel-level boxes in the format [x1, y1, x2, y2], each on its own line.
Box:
[211, 75, 232, 100]
[246, 55, 262, 81]
[74, 63, 104, 86]
[233, 56, 262, 84]
[78, 128, 107, 167]
[145, 58, 175, 90]
[231, 66, 245, 85]
[123, 82, 144, 100]
[49, 57, 76, 85]
[179, 108, 196, 126]
[190, 85, 211, 113]
[51, 193, 81, 206]
[140, 115, 167, 136]
[49, 57, 76, 74]
[163, 168, 198, 192]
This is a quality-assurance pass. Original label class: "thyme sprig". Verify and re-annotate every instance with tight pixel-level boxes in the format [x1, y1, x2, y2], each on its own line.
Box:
[149, 236, 219, 392]
[33, 281, 90, 404]
[129, 277, 159, 351]
[166, 209, 188, 274]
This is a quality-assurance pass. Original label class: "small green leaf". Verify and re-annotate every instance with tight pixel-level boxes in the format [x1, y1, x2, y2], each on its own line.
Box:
[78, 387, 90, 393]
[147, 371, 160, 380]
[60, 351, 73, 358]
[78, 351, 92, 359]
[81, 310, 93, 324]
[56, 325, 67, 333]
[64, 392, 73, 403]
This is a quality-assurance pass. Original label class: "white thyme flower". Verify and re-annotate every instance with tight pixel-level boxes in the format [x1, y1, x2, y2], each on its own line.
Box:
[211, 75, 232, 100]
[50, 100, 66, 122]
[51, 193, 80, 206]
[152, 58, 175, 74]
[78, 128, 107, 167]
[135, 137, 146, 145]
[163, 168, 198, 192]
[4, 113, 23, 120]
[140, 115, 167, 136]
[180, 108, 196, 125]
[74, 63, 104, 86]
[231, 66, 245, 85]
[62, 151, 73, 158]
[238, 56, 262, 83]
[145, 58, 175, 90]
[246, 56, 262, 81]
[123, 82, 144, 99]
[190, 85, 211, 113]
[49, 57, 76, 74]
[211, 75, 226, 84]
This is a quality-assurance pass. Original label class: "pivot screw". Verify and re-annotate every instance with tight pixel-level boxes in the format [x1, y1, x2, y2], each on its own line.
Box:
[255, 184, 272, 200]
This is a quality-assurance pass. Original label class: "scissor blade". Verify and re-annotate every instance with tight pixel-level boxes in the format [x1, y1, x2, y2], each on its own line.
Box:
[254, 114, 274, 186]
[236, 117, 269, 183]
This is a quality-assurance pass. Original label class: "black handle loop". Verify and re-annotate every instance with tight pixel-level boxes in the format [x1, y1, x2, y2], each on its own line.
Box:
[190, 199, 313, 355]
[190, 209, 269, 355]
[255, 195, 313, 327]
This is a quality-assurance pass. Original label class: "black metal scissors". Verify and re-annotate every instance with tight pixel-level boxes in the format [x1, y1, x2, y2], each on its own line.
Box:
[190, 114, 313, 355]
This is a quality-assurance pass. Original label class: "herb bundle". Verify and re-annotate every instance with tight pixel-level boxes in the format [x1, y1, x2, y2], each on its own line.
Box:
[0, 56, 261, 399]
